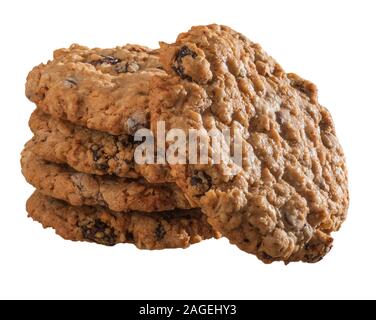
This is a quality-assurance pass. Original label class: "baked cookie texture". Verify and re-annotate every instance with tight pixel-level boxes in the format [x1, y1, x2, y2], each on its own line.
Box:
[150, 24, 349, 263]
[29, 109, 171, 182]
[23, 24, 348, 263]
[26, 44, 165, 135]
[27, 191, 219, 249]
[21, 145, 191, 213]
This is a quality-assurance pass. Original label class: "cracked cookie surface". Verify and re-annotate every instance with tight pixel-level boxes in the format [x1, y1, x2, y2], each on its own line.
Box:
[150, 24, 349, 263]
[26, 44, 164, 135]
[21, 144, 191, 213]
[29, 109, 172, 183]
[27, 191, 219, 249]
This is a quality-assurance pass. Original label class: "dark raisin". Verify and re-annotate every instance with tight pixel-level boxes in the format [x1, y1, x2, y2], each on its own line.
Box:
[260, 252, 274, 261]
[96, 163, 109, 171]
[172, 45, 198, 81]
[303, 242, 331, 263]
[176, 46, 198, 60]
[118, 135, 141, 148]
[91, 56, 120, 66]
[128, 135, 139, 145]
[190, 176, 203, 186]
[90, 144, 109, 171]
[81, 219, 116, 246]
[92, 151, 100, 162]
[190, 171, 212, 192]
[126, 231, 134, 242]
[172, 65, 189, 80]
[90, 144, 102, 161]
[101, 56, 120, 65]
[155, 223, 166, 241]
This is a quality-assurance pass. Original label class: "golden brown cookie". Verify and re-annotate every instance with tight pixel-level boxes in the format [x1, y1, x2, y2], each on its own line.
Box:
[28, 109, 171, 183]
[27, 191, 219, 249]
[26, 44, 164, 135]
[149, 24, 349, 263]
[21, 144, 191, 213]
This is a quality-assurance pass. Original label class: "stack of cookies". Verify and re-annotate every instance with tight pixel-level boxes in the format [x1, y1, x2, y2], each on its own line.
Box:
[22, 24, 349, 263]
[22, 44, 219, 249]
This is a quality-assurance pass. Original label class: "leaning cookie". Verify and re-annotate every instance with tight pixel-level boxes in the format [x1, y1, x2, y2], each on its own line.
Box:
[150, 25, 349, 263]
[29, 109, 171, 183]
[21, 145, 192, 213]
[26, 44, 164, 135]
[27, 191, 219, 249]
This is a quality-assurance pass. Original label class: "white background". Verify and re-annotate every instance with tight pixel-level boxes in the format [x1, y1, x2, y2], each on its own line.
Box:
[0, 0, 375, 300]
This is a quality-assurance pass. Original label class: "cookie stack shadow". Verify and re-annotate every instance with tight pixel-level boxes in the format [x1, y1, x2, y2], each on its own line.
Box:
[22, 44, 220, 250]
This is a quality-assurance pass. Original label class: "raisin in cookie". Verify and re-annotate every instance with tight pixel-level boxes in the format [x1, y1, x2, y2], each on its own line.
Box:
[27, 191, 219, 249]
[150, 25, 349, 263]
[21, 145, 191, 213]
[26, 44, 164, 135]
[29, 109, 171, 183]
